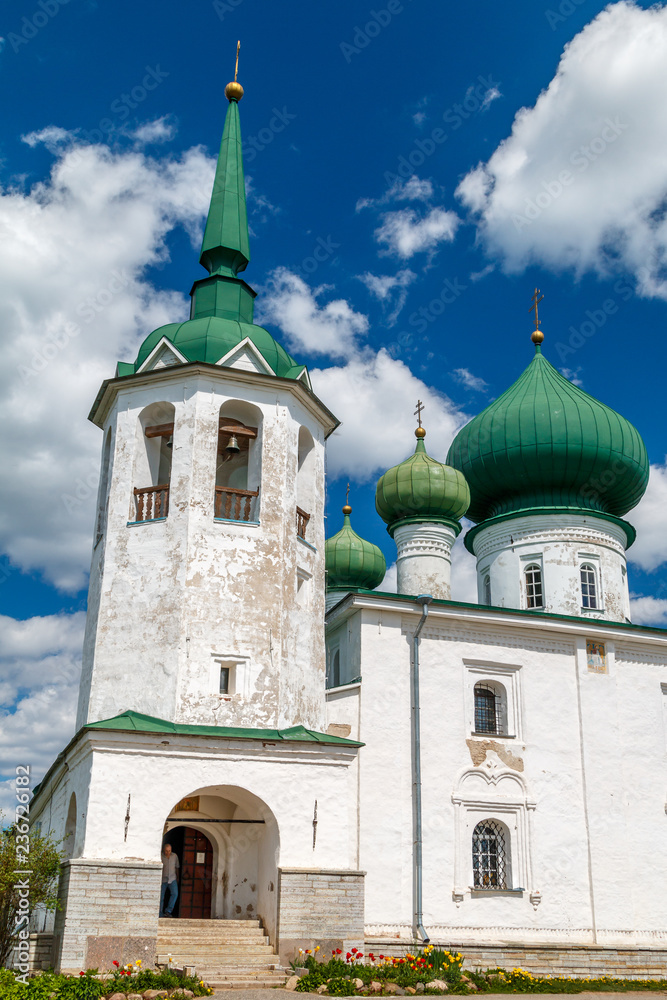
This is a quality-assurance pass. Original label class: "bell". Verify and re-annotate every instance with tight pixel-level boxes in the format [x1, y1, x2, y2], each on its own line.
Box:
[225, 434, 240, 454]
[165, 435, 173, 449]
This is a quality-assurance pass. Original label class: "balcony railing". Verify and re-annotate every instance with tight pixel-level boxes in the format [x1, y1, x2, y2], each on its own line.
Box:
[133, 484, 170, 522]
[296, 506, 311, 541]
[215, 486, 259, 522]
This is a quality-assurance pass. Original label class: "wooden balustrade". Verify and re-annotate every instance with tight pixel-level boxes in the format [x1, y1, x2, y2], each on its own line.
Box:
[296, 506, 311, 540]
[215, 486, 259, 522]
[133, 484, 170, 522]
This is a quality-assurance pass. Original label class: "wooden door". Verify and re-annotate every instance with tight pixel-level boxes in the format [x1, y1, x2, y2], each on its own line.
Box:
[179, 827, 213, 918]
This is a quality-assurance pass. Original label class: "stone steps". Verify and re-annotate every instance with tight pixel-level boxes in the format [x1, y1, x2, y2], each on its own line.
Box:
[156, 917, 283, 984]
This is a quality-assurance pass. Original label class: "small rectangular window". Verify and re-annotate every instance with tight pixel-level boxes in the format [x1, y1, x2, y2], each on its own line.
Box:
[219, 666, 230, 694]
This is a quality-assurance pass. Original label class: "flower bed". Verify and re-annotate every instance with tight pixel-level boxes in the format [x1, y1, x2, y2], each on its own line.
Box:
[0, 959, 213, 999]
[291, 947, 667, 995]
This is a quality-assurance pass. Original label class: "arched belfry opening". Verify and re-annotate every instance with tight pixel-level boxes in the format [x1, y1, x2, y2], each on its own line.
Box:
[162, 786, 279, 940]
[131, 401, 175, 522]
[64, 792, 77, 860]
[215, 401, 262, 522]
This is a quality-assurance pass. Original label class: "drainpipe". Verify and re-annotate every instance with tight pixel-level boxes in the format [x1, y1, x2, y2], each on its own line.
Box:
[412, 593, 432, 944]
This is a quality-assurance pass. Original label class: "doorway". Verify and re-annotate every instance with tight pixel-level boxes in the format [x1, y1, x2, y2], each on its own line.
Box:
[163, 826, 213, 919]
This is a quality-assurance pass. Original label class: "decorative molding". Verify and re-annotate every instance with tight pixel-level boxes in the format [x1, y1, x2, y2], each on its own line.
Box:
[616, 644, 667, 665]
[136, 336, 188, 374]
[471, 513, 628, 561]
[402, 621, 575, 656]
[216, 337, 276, 377]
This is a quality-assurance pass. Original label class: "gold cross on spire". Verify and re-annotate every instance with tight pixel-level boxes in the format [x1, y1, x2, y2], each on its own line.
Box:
[345, 482, 350, 505]
[234, 40, 240, 82]
[414, 400, 424, 427]
[225, 40, 244, 102]
[529, 288, 545, 345]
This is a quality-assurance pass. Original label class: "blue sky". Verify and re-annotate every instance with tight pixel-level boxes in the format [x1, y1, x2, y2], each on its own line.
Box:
[2, 0, 667, 805]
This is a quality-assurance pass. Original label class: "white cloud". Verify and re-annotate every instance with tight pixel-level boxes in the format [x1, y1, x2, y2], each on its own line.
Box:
[22, 125, 73, 152]
[480, 86, 501, 112]
[0, 131, 216, 591]
[312, 348, 467, 481]
[257, 267, 368, 360]
[455, 2, 667, 298]
[627, 461, 667, 572]
[357, 268, 416, 326]
[452, 368, 488, 392]
[451, 536, 478, 603]
[559, 366, 584, 387]
[0, 612, 84, 815]
[131, 117, 176, 145]
[378, 562, 397, 592]
[356, 174, 434, 212]
[375, 206, 460, 259]
[469, 263, 495, 282]
[629, 595, 667, 626]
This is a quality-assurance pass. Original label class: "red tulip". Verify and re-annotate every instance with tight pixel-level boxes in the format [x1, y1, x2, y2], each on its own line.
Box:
[351, 948, 358, 954]
[112, 961, 119, 967]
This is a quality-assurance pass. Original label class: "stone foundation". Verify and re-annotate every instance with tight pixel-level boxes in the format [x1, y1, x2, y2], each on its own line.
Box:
[54, 858, 162, 973]
[278, 868, 365, 965]
[366, 941, 667, 979]
[9, 932, 55, 973]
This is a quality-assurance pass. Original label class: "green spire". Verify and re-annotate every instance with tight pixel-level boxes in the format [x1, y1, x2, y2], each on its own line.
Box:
[199, 90, 250, 278]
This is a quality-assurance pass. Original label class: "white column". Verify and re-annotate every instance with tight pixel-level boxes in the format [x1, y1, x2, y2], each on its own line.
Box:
[393, 521, 458, 600]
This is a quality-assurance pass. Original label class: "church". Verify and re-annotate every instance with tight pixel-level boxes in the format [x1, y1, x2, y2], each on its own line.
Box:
[28, 68, 667, 984]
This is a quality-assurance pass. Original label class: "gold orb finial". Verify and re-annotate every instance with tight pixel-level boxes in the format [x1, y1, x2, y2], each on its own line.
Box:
[225, 81, 244, 102]
[415, 426, 426, 439]
[342, 504, 352, 516]
[529, 287, 545, 346]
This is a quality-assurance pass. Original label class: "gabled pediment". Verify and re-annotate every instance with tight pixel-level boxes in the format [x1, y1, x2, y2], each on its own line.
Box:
[136, 337, 188, 373]
[217, 337, 275, 377]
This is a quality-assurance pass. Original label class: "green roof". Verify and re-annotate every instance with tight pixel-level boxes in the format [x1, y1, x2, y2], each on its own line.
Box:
[115, 88, 306, 383]
[376, 431, 470, 532]
[325, 508, 386, 591]
[87, 709, 362, 745]
[447, 345, 649, 524]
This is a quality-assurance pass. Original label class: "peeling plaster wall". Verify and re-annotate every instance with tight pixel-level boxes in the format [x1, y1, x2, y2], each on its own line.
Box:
[78, 370, 328, 732]
[472, 513, 631, 621]
[394, 522, 456, 600]
[325, 600, 667, 946]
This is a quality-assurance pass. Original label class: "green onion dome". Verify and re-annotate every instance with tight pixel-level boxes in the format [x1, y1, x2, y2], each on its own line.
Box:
[375, 428, 471, 533]
[325, 505, 386, 591]
[446, 344, 649, 524]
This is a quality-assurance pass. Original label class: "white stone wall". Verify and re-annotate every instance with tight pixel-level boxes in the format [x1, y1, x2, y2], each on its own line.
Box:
[325, 596, 667, 946]
[78, 367, 329, 733]
[393, 521, 457, 600]
[31, 729, 360, 957]
[470, 513, 631, 622]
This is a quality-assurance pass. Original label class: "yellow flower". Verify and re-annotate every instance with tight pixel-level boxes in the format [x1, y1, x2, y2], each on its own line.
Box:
[135, 960, 142, 966]
[315, 946, 320, 952]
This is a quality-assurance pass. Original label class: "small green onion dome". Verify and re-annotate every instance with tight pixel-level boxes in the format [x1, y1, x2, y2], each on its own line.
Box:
[375, 428, 471, 531]
[446, 345, 649, 524]
[325, 505, 386, 591]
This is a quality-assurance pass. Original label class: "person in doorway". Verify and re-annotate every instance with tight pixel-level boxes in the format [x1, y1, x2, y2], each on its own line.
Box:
[160, 842, 180, 917]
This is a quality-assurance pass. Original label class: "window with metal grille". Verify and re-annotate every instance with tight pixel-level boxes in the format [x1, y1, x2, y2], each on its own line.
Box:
[474, 682, 500, 733]
[581, 564, 598, 609]
[525, 563, 543, 608]
[484, 575, 491, 606]
[472, 819, 508, 889]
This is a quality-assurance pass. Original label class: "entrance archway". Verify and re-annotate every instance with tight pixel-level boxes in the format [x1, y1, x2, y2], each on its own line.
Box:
[163, 826, 214, 918]
[162, 785, 280, 943]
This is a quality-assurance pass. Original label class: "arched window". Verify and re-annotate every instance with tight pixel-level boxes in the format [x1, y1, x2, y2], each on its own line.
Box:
[215, 401, 261, 522]
[581, 564, 598, 609]
[64, 792, 77, 860]
[474, 682, 500, 733]
[525, 563, 543, 609]
[296, 427, 316, 541]
[95, 429, 113, 543]
[472, 819, 508, 889]
[483, 575, 491, 606]
[327, 648, 341, 689]
[132, 402, 175, 522]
